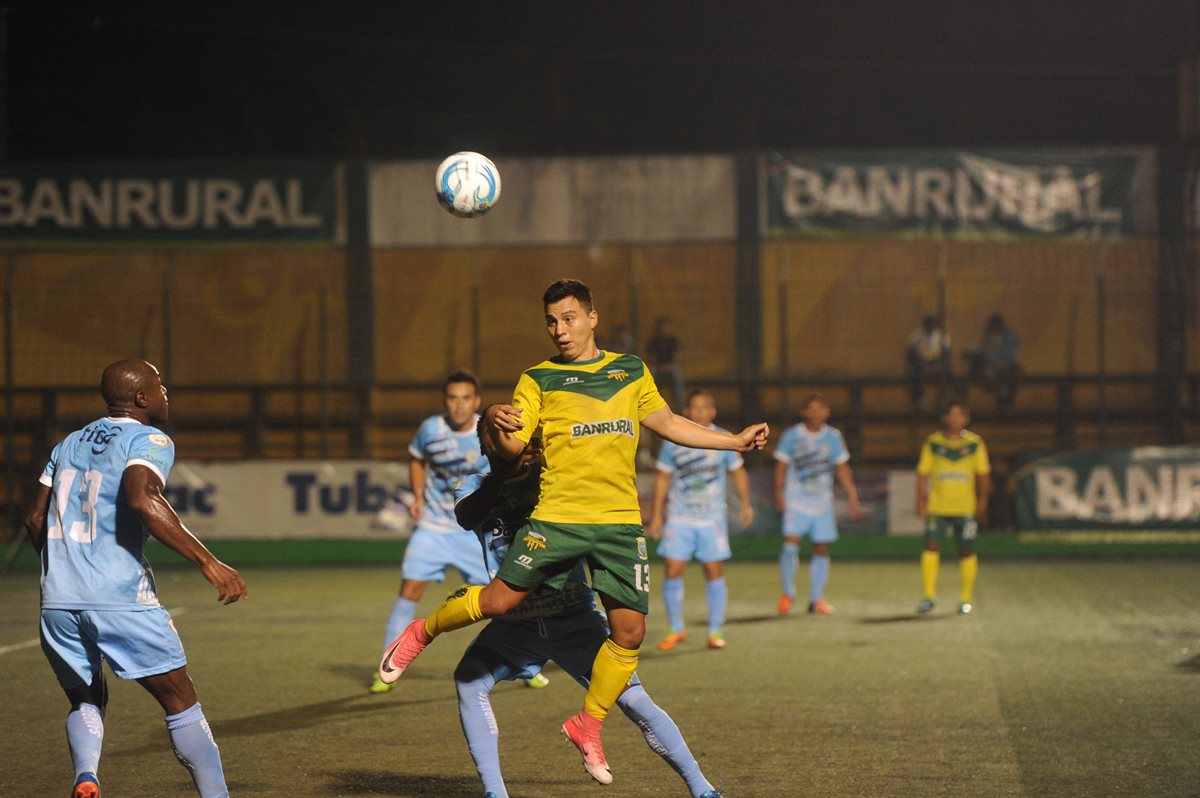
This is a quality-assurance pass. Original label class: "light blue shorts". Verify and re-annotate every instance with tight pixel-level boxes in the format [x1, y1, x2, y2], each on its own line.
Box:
[656, 520, 732, 564]
[40, 607, 187, 687]
[461, 605, 641, 688]
[783, 509, 839, 544]
[401, 525, 491, 585]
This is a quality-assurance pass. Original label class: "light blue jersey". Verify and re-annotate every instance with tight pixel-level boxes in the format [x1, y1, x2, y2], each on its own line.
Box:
[656, 427, 744, 525]
[773, 423, 850, 517]
[38, 417, 176, 611]
[410, 413, 490, 534]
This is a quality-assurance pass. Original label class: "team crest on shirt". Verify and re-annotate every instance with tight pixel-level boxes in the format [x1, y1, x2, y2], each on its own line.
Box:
[148, 434, 171, 447]
[606, 369, 630, 381]
[523, 531, 548, 551]
[636, 537, 648, 560]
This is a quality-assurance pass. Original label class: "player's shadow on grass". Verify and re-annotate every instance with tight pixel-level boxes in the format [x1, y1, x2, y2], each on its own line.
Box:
[859, 614, 949, 624]
[110, 692, 458, 757]
[722, 613, 785, 625]
[326, 769, 577, 797]
[324, 769, 481, 797]
[1176, 652, 1200, 673]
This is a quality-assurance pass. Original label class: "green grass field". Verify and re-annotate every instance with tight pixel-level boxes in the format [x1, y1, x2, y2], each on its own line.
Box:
[2, 559, 1198, 797]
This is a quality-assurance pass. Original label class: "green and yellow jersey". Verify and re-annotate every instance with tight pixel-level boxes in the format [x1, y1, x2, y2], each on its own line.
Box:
[917, 430, 990, 517]
[511, 350, 666, 525]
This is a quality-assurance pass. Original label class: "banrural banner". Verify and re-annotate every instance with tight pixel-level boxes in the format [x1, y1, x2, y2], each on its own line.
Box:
[766, 149, 1145, 238]
[1015, 446, 1200, 530]
[166, 460, 412, 540]
[0, 162, 339, 244]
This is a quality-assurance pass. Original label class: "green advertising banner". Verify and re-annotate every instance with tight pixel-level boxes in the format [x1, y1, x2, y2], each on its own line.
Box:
[0, 162, 339, 244]
[766, 150, 1143, 238]
[1015, 446, 1200, 530]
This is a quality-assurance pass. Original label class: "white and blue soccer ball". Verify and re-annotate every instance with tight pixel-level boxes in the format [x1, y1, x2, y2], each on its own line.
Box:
[435, 151, 502, 218]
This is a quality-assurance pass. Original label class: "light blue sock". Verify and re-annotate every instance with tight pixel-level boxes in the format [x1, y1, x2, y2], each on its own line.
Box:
[455, 658, 508, 798]
[705, 577, 727, 635]
[809, 554, 831, 604]
[66, 703, 104, 778]
[662, 576, 685, 633]
[617, 684, 714, 798]
[164, 703, 227, 798]
[382, 596, 419, 655]
[780, 541, 801, 598]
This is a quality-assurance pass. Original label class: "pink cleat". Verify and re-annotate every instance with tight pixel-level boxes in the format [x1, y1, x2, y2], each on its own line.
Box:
[378, 619, 431, 684]
[561, 710, 613, 785]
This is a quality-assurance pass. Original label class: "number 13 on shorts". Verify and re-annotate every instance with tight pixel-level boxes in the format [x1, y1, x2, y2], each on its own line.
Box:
[634, 563, 651, 592]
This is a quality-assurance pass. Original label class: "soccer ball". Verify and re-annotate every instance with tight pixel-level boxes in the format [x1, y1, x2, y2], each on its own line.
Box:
[435, 151, 502, 217]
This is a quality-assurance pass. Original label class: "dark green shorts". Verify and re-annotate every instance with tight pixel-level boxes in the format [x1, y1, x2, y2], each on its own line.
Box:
[924, 515, 978, 547]
[496, 519, 651, 614]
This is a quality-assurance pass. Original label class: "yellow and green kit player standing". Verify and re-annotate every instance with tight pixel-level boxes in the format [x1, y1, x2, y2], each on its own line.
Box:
[377, 279, 769, 786]
[915, 399, 990, 615]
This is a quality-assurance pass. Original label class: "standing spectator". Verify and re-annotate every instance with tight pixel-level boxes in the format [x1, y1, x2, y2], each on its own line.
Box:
[602, 322, 637, 355]
[647, 316, 686, 409]
[965, 314, 1021, 411]
[905, 315, 953, 412]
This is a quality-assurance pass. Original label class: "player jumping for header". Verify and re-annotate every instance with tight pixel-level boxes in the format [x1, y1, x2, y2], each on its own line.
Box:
[378, 279, 768, 785]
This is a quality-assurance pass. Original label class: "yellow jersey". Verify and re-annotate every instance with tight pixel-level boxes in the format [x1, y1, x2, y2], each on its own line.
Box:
[511, 351, 667, 524]
[917, 430, 990, 517]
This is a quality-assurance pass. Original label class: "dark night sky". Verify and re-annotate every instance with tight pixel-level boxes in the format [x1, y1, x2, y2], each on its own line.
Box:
[5, 1, 1199, 161]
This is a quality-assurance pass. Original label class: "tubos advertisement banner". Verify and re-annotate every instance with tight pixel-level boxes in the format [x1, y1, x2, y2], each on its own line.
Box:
[167, 460, 412, 540]
[766, 149, 1151, 238]
[1015, 446, 1200, 530]
[0, 162, 340, 244]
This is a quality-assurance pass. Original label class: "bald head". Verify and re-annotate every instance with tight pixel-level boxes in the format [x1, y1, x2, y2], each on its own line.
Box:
[101, 359, 168, 422]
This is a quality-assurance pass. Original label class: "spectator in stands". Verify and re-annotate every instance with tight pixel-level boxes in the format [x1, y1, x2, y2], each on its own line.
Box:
[602, 322, 637, 355]
[964, 314, 1021, 411]
[647, 316, 686, 409]
[905, 315, 952, 412]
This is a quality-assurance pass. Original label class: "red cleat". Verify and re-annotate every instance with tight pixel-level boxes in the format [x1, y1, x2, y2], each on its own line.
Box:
[378, 619, 430, 684]
[561, 710, 613, 785]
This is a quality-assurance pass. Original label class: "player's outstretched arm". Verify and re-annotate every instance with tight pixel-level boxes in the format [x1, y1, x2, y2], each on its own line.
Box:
[641, 406, 769, 452]
[646, 470, 671, 539]
[22, 481, 52, 552]
[124, 465, 248, 605]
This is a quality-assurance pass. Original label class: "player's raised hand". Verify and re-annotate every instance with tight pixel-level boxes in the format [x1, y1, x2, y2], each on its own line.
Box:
[733, 422, 770, 452]
[485, 403, 524, 432]
[201, 559, 248, 605]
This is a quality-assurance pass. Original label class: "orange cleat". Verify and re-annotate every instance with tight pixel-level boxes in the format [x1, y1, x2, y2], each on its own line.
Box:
[777, 594, 794, 616]
[72, 773, 100, 798]
[808, 599, 835, 615]
[706, 632, 727, 649]
[656, 630, 687, 651]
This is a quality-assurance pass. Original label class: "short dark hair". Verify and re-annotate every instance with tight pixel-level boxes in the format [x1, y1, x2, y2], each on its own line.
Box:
[444, 369, 480, 393]
[543, 279, 593, 312]
[801, 393, 830, 410]
[685, 388, 714, 405]
[943, 398, 970, 416]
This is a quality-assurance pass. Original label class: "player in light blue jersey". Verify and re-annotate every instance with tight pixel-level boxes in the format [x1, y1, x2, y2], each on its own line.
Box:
[370, 370, 496, 693]
[23, 359, 246, 798]
[647, 389, 752, 651]
[449, 414, 721, 798]
[773, 394, 860, 616]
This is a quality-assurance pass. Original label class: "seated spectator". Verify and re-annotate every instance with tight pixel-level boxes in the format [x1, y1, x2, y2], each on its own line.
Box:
[905, 315, 953, 412]
[964, 314, 1021, 411]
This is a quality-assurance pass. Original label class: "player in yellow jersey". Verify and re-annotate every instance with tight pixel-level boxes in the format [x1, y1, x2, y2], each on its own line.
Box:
[915, 399, 990, 615]
[378, 279, 769, 786]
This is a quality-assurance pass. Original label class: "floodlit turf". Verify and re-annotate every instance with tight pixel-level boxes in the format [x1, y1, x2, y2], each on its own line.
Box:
[2, 560, 1198, 797]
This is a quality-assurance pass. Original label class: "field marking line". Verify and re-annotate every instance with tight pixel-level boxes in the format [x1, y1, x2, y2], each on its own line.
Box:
[0, 606, 187, 657]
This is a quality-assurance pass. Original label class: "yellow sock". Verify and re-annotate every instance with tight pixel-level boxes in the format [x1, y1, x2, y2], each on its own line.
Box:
[423, 584, 484, 639]
[960, 554, 978, 603]
[583, 639, 639, 722]
[921, 549, 940, 600]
